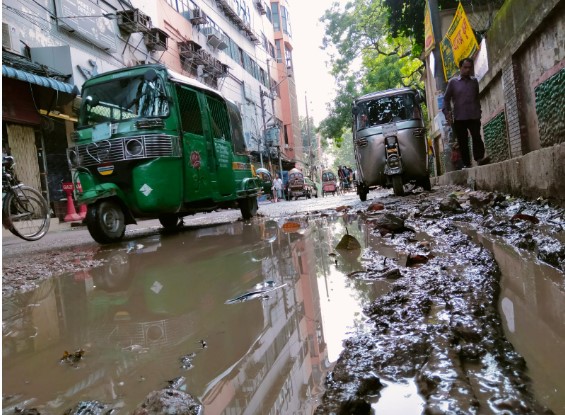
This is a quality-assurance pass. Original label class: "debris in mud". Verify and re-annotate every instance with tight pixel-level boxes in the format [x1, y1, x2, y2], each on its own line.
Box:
[367, 202, 385, 212]
[14, 408, 40, 415]
[225, 280, 287, 304]
[315, 187, 562, 414]
[335, 233, 361, 251]
[60, 349, 85, 365]
[439, 195, 463, 212]
[63, 400, 110, 415]
[166, 376, 186, 390]
[180, 352, 197, 370]
[281, 221, 301, 233]
[511, 213, 540, 224]
[368, 212, 408, 236]
[132, 389, 202, 415]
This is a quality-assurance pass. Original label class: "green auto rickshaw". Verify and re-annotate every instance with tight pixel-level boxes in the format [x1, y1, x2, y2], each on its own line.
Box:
[67, 64, 261, 243]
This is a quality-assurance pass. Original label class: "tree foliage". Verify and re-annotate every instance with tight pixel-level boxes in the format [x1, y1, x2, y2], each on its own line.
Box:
[382, 0, 495, 54]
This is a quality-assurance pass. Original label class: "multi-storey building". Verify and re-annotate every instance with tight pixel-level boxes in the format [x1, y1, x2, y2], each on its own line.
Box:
[1, 0, 300, 213]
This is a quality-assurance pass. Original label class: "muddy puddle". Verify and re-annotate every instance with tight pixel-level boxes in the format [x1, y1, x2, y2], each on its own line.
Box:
[3, 214, 393, 414]
[3, 204, 564, 415]
[463, 226, 565, 413]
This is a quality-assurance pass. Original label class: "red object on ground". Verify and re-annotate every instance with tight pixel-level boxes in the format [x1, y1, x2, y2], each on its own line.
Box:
[62, 182, 82, 222]
[78, 204, 87, 219]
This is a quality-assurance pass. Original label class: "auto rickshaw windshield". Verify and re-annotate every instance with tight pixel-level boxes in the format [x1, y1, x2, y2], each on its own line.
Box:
[79, 73, 170, 127]
[355, 93, 421, 131]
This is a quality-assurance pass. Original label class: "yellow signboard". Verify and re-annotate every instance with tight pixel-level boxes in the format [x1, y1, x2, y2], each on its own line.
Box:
[424, 0, 435, 56]
[439, 3, 479, 80]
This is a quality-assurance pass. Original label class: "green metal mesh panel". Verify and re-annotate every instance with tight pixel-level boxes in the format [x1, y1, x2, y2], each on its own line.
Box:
[483, 111, 509, 162]
[206, 96, 231, 140]
[535, 69, 565, 147]
[176, 86, 203, 135]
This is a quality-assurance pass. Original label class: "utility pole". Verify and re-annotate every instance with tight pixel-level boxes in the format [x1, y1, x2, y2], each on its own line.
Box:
[260, 91, 268, 169]
[429, 0, 446, 92]
[305, 92, 314, 179]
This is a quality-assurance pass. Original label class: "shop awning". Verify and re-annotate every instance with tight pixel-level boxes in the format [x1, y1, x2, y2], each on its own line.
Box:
[2, 65, 79, 95]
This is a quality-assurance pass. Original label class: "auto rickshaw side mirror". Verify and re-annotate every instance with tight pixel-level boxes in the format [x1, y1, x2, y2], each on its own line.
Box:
[351, 103, 359, 116]
[417, 90, 426, 104]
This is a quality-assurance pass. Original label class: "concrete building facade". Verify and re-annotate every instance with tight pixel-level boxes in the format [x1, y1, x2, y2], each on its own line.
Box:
[2, 0, 300, 215]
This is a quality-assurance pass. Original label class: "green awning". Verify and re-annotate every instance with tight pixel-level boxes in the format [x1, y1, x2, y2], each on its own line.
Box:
[2, 65, 79, 95]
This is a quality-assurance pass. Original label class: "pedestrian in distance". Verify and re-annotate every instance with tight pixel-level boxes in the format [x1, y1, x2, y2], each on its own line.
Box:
[443, 57, 491, 169]
[272, 174, 283, 203]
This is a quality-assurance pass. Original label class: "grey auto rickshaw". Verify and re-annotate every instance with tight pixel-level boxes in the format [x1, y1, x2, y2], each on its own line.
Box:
[351, 87, 430, 200]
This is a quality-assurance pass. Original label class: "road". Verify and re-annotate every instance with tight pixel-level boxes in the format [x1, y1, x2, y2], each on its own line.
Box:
[2, 189, 368, 295]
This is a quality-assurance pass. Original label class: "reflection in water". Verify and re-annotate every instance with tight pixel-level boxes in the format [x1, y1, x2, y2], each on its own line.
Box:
[372, 378, 425, 414]
[2, 216, 387, 414]
[471, 231, 565, 414]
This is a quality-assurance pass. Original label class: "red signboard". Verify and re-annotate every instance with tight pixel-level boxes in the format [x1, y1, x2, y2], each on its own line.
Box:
[62, 182, 74, 191]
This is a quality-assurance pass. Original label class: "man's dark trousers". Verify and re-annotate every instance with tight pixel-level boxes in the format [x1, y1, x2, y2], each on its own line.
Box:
[452, 119, 485, 167]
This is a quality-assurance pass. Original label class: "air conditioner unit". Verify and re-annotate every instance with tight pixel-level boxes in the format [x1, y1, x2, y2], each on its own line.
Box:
[144, 27, 169, 51]
[202, 27, 225, 49]
[255, 0, 266, 15]
[188, 7, 207, 25]
[2, 22, 19, 52]
[117, 9, 151, 34]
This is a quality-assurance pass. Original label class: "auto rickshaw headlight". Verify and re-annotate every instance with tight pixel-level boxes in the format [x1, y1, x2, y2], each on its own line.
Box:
[125, 138, 144, 158]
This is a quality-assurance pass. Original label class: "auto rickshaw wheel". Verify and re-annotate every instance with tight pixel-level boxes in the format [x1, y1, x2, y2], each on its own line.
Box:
[159, 214, 182, 230]
[419, 176, 432, 191]
[392, 176, 405, 196]
[86, 199, 126, 244]
[239, 196, 258, 220]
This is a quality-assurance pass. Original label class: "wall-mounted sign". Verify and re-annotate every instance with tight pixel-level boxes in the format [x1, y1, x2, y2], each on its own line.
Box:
[424, 0, 435, 57]
[55, 0, 117, 52]
[439, 3, 479, 81]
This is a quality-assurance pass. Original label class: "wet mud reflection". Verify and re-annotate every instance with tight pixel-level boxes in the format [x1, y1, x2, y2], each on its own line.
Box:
[2, 215, 388, 414]
[4, 207, 564, 414]
[469, 229, 565, 413]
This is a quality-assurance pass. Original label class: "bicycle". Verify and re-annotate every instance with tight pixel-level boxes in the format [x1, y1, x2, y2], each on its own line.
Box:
[2, 155, 50, 241]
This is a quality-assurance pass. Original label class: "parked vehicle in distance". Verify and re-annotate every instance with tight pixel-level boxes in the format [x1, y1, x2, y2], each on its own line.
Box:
[67, 64, 261, 244]
[286, 168, 307, 200]
[321, 170, 338, 197]
[256, 168, 273, 198]
[352, 87, 430, 200]
[303, 177, 318, 198]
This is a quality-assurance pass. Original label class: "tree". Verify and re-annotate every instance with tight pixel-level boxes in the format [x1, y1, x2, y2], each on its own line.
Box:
[382, 0, 500, 55]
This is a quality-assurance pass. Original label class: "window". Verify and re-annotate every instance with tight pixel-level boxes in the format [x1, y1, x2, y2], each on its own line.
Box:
[355, 93, 420, 130]
[275, 39, 283, 63]
[284, 46, 293, 71]
[176, 86, 203, 135]
[206, 95, 231, 140]
[272, 3, 280, 32]
[281, 6, 291, 37]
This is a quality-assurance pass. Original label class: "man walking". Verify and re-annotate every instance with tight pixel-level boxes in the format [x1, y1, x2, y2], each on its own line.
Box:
[272, 174, 283, 203]
[443, 57, 490, 169]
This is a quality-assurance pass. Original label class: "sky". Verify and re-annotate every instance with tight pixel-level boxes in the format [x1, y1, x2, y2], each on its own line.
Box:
[290, 0, 347, 126]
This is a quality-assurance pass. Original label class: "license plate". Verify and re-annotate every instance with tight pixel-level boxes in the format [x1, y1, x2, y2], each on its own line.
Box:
[382, 123, 398, 136]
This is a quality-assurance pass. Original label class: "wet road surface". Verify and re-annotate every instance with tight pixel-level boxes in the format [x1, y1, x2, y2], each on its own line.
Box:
[3, 186, 564, 414]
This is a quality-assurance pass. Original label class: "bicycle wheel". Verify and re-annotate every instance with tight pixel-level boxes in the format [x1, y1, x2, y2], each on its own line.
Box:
[3, 185, 50, 241]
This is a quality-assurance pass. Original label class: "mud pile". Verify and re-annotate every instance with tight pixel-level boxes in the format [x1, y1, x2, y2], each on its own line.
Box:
[315, 188, 563, 414]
